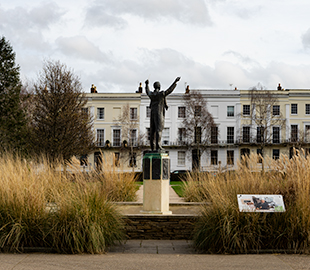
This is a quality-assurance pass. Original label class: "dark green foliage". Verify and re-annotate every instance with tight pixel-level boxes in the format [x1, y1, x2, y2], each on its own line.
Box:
[30, 60, 94, 162]
[0, 36, 27, 152]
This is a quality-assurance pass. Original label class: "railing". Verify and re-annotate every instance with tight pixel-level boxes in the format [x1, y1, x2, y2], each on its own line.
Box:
[96, 141, 140, 147]
[97, 138, 310, 148]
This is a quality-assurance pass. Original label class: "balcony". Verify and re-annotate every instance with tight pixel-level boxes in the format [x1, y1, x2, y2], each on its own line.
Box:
[141, 139, 240, 147]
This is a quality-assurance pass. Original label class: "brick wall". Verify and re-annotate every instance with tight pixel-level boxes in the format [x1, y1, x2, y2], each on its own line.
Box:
[123, 215, 198, 240]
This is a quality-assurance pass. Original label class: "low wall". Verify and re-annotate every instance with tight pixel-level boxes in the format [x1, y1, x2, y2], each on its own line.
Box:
[123, 215, 198, 240]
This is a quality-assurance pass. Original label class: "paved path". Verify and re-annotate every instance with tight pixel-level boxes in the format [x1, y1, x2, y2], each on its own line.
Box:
[1, 246, 310, 270]
[136, 185, 184, 203]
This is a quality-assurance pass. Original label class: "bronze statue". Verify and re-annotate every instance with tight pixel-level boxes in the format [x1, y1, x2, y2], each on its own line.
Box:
[145, 77, 181, 152]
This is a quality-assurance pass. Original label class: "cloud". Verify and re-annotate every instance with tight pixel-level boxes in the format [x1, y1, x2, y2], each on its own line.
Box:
[222, 51, 261, 70]
[56, 36, 112, 63]
[302, 28, 310, 49]
[84, 0, 212, 29]
[79, 47, 310, 93]
[0, 2, 63, 31]
[80, 48, 220, 93]
[0, 2, 64, 52]
[84, 7, 127, 29]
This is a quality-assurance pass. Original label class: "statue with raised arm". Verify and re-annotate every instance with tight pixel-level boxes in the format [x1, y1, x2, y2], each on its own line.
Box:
[145, 77, 181, 152]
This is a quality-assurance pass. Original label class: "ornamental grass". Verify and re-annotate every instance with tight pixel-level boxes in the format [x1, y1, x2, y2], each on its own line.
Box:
[0, 153, 136, 253]
[183, 151, 310, 254]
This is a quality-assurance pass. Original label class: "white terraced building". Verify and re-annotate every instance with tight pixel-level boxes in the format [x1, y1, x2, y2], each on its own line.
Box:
[82, 84, 310, 172]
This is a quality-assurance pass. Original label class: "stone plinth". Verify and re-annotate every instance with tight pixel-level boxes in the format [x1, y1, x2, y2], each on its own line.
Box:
[142, 152, 171, 215]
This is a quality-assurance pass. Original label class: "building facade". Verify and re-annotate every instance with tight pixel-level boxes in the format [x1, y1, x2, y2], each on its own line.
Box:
[83, 85, 310, 172]
[84, 91, 142, 172]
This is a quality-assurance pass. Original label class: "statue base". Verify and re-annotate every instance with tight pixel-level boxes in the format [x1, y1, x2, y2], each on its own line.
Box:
[142, 152, 171, 215]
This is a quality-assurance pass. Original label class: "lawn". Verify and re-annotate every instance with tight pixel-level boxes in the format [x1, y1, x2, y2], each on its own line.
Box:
[170, 181, 185, 197]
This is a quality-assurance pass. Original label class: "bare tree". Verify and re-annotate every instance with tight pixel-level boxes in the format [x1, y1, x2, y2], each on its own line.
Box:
[180, 91, 216, 170]
[117, 103, 145, 172]
[241, 84, 286, 167]
[29, 60, 94, 163]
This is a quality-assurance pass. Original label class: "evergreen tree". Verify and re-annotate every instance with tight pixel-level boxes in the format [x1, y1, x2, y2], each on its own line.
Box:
[0, 36, 27, 152]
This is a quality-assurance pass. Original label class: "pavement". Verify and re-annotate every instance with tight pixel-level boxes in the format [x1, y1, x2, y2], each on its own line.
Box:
[1, 245, 310, 270]
[1, 186, 310, 269]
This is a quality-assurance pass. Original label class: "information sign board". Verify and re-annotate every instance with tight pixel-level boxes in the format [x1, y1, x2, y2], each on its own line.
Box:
[237, 194, 285, 212]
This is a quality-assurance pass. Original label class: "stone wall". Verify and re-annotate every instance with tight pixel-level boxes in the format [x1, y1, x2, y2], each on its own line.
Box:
[123, 215, 198, 240]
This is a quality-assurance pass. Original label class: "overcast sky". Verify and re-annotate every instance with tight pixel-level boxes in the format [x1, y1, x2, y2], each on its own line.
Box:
[2, 0, 310, 93]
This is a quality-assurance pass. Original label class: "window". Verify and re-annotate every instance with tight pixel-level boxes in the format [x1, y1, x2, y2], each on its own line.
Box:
[97, 108, 104, 119]
[146, 128, 150, 142]
[146, 106, 151, 118]
[129, 153, 136, 167]
[273, 127, 280, 143]
[94, 152, 102, 171]
[306, 104, 310, 115]
[80, 154, 88, 166]
[291, 125, 298, 142]
[227, 106, 234, 117]
[243, 105, 250, 116]
[273, 105, 280, 116]
[130, 108, 137, 120]
[305, 125, 310, 142]
[114, 152, 120, 167]
[96, 129, 105, 146]
[227, 127, 234, 144]
[113, 129, 121, 146]
[194, 106, 201, 117]
[243, 126, 250, 143]
[291, 104, 298, 115]
[177, 151, 186, 166]
[211, 150, 218, 165]
[257, 126, 264, 143]
[211, 126, 218, 144]
[129, 129, 137, 146]
[178, 107, 186, 118]
[162, 128, 170, 145]
[257, 149, 263, 163]
[178, 128, 186, 142]
[273, 149, 280, 160]
[240, 148, 250, 159]
[82, 107, 88, 115]
[194, 126, 201, 143]
[227, 150, 234, 165]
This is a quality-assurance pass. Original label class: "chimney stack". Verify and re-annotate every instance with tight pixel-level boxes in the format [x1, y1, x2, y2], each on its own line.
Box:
[91, 84, 98, 93]
[136, 82, 143, 93]
[185, 85, 190, 94]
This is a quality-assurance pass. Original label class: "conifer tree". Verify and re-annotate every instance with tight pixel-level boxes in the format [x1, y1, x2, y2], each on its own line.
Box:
[0, 36, 27, 152]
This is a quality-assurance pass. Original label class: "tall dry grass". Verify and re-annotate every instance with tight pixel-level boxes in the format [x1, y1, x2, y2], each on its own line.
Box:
[183, 151, 310, 254]
[0, 153, 136, 253]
